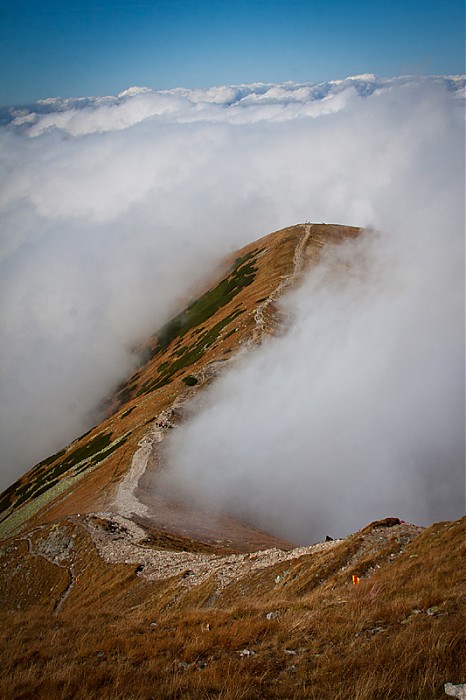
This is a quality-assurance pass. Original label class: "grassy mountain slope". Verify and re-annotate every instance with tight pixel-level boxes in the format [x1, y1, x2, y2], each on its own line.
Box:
[0, 222, 357, 545]
[0, 222, 464, 699]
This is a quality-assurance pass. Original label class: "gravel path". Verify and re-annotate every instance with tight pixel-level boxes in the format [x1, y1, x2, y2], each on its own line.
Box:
[80, 512, 341, 591]
[250, 224, 312, 344]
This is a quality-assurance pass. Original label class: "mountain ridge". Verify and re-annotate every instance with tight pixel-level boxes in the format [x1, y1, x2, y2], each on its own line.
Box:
[0, 222, 463, 699]
[0, 222, 359, 545]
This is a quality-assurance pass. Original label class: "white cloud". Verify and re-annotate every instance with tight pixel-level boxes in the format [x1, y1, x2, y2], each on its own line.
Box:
[0, 74, 464, 547]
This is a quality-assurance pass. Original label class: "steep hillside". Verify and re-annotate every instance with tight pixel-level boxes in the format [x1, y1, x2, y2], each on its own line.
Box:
[0, 222, 464, 699]
[0, 222, 358, 545]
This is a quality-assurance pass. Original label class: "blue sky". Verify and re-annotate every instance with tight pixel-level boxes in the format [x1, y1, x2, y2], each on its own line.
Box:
[0, 0, 464, 106]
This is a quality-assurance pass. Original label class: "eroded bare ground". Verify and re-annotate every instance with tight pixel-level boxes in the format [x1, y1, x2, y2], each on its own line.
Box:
[89, 514, 428, 598]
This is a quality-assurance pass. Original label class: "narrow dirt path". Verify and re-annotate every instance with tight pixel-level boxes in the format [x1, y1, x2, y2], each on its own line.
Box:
[250, 224, 312, 344]
[53, 564, 77, 613]
[113, 403, 185, 519]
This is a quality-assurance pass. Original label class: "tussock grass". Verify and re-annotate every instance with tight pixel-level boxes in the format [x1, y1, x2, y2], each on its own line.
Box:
[1, 602, 462, 699]
[1, 518, 464, 699]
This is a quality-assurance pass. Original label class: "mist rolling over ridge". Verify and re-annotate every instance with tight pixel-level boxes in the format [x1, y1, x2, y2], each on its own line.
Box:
[163, 219, 464, 542]
[0, 75, 464, 542]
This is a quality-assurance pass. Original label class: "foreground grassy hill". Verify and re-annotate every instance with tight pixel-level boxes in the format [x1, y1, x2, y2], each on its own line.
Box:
[0, 223, 464, 699]
[0, 514, 464, 698]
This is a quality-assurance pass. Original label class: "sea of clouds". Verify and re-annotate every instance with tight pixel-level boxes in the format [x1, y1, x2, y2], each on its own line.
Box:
[0, 75, 464, 540]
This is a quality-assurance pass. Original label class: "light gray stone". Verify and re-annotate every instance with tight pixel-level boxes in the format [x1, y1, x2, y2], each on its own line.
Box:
[445, 683, 466, 699]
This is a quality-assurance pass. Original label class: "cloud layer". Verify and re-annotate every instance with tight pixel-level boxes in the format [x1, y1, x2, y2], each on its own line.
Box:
[0, 75, 464, 542]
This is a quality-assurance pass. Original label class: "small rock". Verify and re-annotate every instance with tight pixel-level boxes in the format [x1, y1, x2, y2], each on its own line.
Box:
[266, 611, 278, 620]
[401, 617, 412, 625]
[445, 683, 466, 699]
[238, 649, 255, 657]
[284, 649, 297, 655]
[426, 606, 441, 616]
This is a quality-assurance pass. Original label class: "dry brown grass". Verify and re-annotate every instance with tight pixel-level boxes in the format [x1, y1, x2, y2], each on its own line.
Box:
[0, 602, 462, 699]
[1, 518, 464, 699]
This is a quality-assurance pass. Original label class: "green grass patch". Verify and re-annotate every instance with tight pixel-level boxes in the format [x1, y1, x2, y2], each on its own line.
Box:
[114, 383, 139, 408]
[0, 433, 130, 539]
[6, 432, 115, 510]
[0, 441, 67, 514]
[153, 251, 258, 353]
[182, 375, 198, 387]
[46, 432, 113, 481]
[30, 446, 68, 473]
[0, 431, 129, 531]
[75, 436, 129, 474]
[29, 479, 59, 501]
[223, 328, 238, 340]
[139, 309, 244, 395]
[120, 406, 137, 419]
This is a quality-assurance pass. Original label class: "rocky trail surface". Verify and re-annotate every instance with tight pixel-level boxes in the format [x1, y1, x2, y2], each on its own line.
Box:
[3, 511, 424, 608]
[78, 512, 342, 591]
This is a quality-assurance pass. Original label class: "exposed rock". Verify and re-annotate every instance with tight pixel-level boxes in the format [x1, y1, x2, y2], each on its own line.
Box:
[426, 606, 441, 616]
[445, 683, 466, 699]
